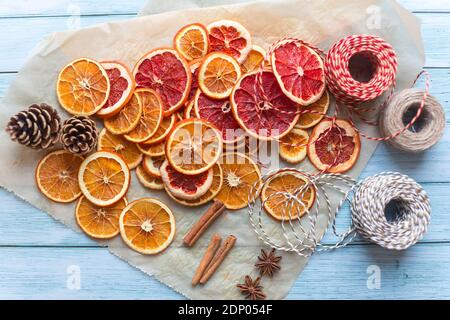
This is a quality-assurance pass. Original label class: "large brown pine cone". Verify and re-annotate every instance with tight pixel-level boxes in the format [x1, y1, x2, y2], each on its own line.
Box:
[60, 116, 99, 155]
[5, 103, 61, 149]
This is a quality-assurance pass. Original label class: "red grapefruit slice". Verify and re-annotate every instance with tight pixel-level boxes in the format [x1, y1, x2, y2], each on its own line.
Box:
[186, 59, 202, 105]
[207, 20, 252, 63]
[133, 48, 191, 116]
[160, 159, 213, 200]
[307, 118, 361, 173]
[271, 40, 326, 106]
[194, 90, 244, 144]
[231, 70, 299, 140]
[97, 61, 135, 118]
[143, 155, 164, 178]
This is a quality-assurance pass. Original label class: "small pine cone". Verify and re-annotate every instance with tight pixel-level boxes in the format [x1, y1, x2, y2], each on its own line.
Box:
[61, 116, 99, 155]
[5, 103, 61, 149]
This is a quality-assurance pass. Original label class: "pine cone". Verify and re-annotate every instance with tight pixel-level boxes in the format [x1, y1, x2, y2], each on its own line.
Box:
[61, 116, 98, 155]
[5, 103, 61, 149]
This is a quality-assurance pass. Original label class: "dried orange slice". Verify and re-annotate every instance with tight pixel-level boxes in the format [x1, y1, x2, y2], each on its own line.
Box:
[136, 165, 164, 190]
[271, 40, 326, 106]
[241, 45, 266, 74]
[56, 58, 110, 116]
[142, 113, 177, 145]
[35, 150, 83, 203]
[137, 141, 165, 157]
[296, 91, 330, 129]
[75, 196, 127, 239]
[215, 152, 261, 210]
[78, 151, 130, 207]
[97, 61, 135, 118]
[307, 118, 361, 173]
[124, 89, 163, 143]
[279, 128, 309, 164]
[97, 129, 143, 170]
[166, 118, 223, 175]
[133, 48, 191, 116]
[207, 20, 252, 63]
[184, 100, 195, 119]
[104, 91, 142, 135]
[198, 52, 242, 99]
[165, 163, 223, 207]
[231, 70, 299, 140]
[174, 23, 209, 61]
[143, 155, 164, 178]
[261, 170, 316, 221]
[119, 198, 176, 255]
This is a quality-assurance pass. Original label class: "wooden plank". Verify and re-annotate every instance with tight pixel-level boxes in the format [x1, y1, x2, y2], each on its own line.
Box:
[0, 0, 449, 17]
[1, 243, 450, 299]
[0, 12, 448, 72]
[0, 181, 447, 246]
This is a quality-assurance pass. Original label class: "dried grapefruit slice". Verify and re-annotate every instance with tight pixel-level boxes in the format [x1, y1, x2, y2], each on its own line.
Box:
[216, 152, 261, 210]
[241, 45, 266, 74]
[307, 118, 361, 173]
[78, 151, 130, 207]
[161, 160, 213, 200]
[104, 91, 142, 135]
[194, 90, 244, 144]
[137, 141, 165, 157]
[75, 196, 127, 239]
[133, 48, 191, 116]
[198, 52, 241, 99]
[124, 89, 163, 143]
[174, 23, 209, 61]
[98, 128, 143, 170]
[143, 155, 164, 178]
[165, 118, 223, 175]
[136, 165, 164, 190]
[261, 170, 316, 221]
[296, 90, 330, 129]
[186, 59, 202, 105]
[35, 150, 83, 203]
[279, 128, 309, 164]
[119, 198, 175, 255]
[57, 58, 110, 116]
[231, 70, 299, 140]
[271, 40, 326, 106]
[97, 61, 135, 118]
[166, 163, 223, 207]
[207, 20, 252, 63]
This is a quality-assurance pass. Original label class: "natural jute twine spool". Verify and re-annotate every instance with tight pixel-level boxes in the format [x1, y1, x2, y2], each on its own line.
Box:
[379, 89, 446, 152]
[351, 172, 431, 250]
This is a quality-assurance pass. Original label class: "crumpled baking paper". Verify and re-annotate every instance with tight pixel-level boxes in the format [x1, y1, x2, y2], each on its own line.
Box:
[0, 0, 424, 299]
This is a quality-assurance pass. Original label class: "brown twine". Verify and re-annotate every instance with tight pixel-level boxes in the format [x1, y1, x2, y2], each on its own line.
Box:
[379, 89, 446, 153]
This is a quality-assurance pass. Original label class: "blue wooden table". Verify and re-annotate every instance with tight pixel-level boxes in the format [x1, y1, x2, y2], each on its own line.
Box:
[0, 0, 449, 300]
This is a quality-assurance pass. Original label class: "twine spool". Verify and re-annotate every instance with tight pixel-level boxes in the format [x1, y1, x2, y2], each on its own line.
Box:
[351, 173, 431, 250]
[379, 89, 446, 152]
[325, 35, 398, 105]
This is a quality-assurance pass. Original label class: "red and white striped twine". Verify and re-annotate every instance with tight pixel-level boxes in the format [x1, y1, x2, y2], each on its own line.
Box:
[325, 34, 398, 105]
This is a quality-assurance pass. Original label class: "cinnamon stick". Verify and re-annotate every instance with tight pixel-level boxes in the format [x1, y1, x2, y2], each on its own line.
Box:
[199, 235, 237, 285]
[183, 200, 226, 247]
[192, 234, 222, 286]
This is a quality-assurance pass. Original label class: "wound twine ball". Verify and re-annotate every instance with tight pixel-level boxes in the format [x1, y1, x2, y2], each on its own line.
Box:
[351, 172, 431, 250]
[379, 89, 446, 153]
[325, 34, 398, 105]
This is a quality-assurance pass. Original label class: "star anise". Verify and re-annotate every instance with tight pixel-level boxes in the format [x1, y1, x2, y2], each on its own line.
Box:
[255, 248, 282, 277]
[237, 275, 266, 300]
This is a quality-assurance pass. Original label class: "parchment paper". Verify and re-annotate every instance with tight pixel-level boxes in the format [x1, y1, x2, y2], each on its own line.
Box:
[0, 0, 424, 299]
